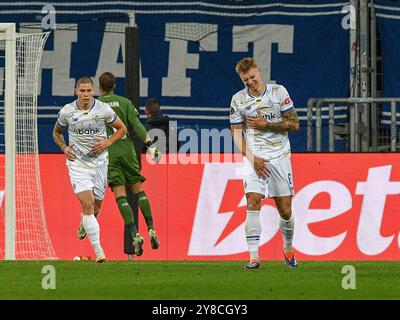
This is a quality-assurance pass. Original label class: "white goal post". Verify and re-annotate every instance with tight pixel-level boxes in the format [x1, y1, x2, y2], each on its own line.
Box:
[1, 23, 16, 260]
[0, 23, 56, 260]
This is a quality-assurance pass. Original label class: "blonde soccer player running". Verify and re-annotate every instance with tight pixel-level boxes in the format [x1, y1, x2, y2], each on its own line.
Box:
[230, 58, 300, 269]
[53, 77, 126, 263]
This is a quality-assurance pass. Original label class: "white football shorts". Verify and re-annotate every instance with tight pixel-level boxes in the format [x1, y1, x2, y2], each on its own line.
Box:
[67, 164, 108, 200]
[242, 156, 294, 198]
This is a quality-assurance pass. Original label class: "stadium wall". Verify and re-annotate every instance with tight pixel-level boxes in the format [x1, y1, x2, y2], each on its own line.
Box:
[2, 153, 399, 261]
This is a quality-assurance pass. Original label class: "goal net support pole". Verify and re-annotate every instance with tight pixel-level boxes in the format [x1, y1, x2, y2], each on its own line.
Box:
[124, 14, 141, 257]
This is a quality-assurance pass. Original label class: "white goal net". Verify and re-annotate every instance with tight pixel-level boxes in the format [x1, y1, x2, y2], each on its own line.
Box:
[0, 23, 56, 260]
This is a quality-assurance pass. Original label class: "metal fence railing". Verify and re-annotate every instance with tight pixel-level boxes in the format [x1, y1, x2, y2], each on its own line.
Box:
[307, 98, 400, 152]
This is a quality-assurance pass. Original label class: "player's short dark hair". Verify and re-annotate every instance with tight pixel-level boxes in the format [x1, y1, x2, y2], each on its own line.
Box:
[235, 57, 258, 74]
[99, 72, 116, 92]
[145, 98, 161, 116]
[75, 76, 94, 88]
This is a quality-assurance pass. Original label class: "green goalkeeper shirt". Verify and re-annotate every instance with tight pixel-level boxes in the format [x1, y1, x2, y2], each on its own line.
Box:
[98, 92, 147, 158]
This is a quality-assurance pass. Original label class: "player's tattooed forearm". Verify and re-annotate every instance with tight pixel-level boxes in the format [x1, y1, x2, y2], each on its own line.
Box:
[266, 109, 300, 133]
[264, 121, 290, 133]
[52, 124, 67, 151]
[53, 133, 67, 151]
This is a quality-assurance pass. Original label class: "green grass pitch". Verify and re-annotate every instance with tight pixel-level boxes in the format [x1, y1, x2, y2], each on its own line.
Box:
[0, 261, 399, 300]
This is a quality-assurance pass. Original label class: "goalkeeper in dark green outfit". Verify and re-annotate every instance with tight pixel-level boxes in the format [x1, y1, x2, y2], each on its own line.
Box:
[77, 72, 160, 256]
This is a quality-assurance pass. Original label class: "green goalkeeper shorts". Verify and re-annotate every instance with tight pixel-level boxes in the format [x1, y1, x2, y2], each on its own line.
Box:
[108, 155, 145, 188]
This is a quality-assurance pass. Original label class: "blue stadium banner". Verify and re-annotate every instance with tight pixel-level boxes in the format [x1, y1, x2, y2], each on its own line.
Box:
[375, 0, 400, 127]
[0, 0, 350, 152]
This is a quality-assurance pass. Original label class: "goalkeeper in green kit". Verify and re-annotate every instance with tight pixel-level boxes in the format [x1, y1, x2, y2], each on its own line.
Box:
[77, 72, 160, 256]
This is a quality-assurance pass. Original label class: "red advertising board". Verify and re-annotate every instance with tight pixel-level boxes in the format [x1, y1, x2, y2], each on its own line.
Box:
[2, 153, 400, 260]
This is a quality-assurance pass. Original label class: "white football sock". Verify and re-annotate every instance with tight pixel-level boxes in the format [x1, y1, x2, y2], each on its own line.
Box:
[279, 216, 295, 253]
[245, 211, 261, 261]
[82, 214, 103, 257]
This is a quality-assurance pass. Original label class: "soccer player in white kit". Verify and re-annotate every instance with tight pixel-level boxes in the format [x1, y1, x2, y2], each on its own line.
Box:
[230, 58, 300, 269]
[52, 77, 127, 262]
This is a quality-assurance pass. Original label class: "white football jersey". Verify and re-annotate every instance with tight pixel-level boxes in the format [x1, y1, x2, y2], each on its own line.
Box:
[230, 84, 294, 161]
[57, 98, 117, 168]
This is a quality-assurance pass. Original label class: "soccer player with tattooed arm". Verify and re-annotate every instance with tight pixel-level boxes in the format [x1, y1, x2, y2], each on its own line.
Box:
[230, 57, 300, 270]
[53, 77, 127, 263]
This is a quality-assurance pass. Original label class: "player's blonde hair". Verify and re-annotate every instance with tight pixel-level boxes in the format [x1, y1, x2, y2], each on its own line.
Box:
[235, 57, 258, 74]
